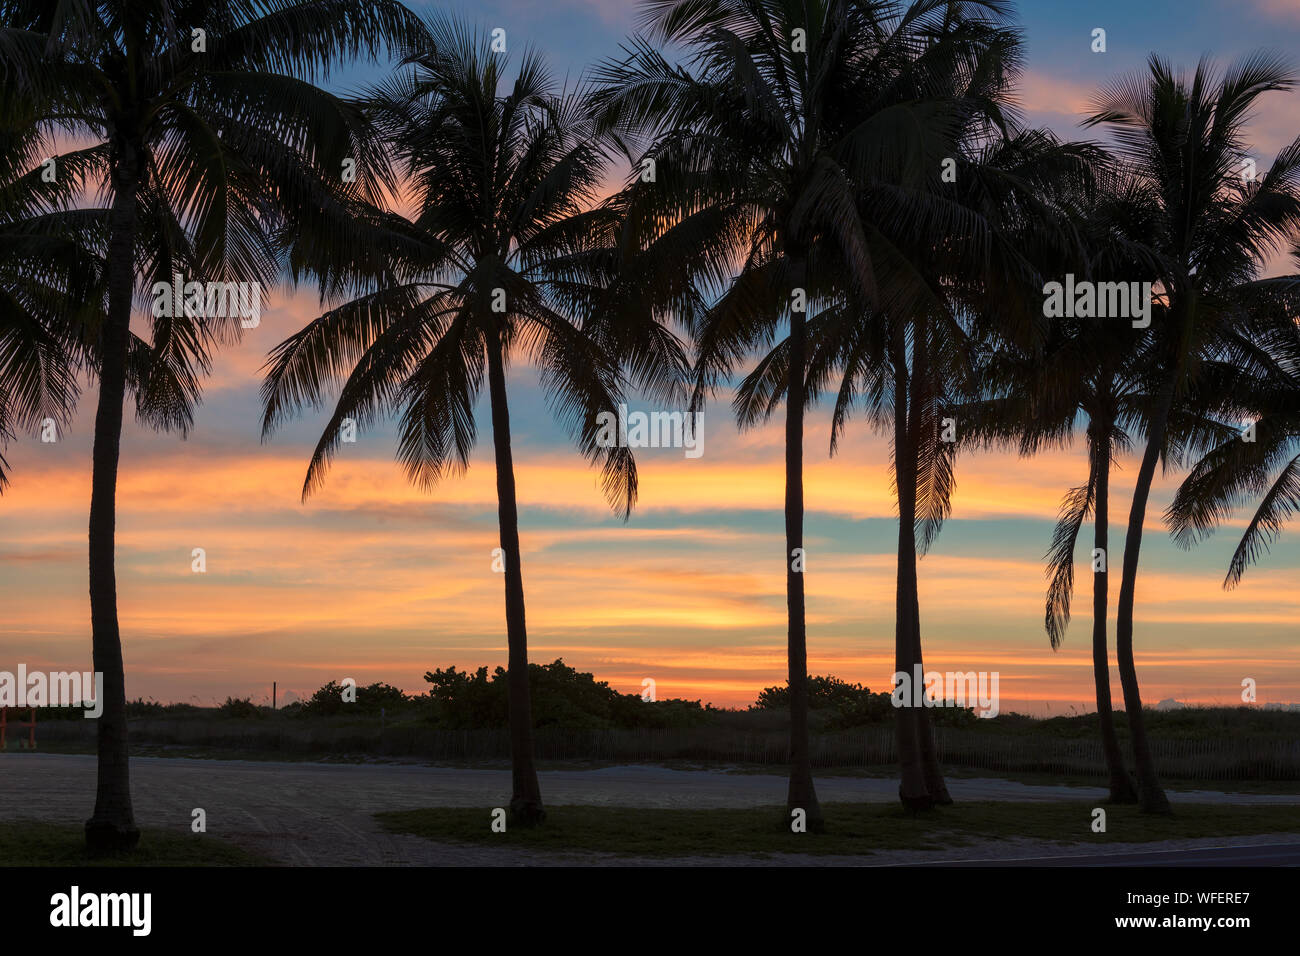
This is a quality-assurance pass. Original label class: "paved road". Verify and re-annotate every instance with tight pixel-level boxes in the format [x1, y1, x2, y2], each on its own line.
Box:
[2, 754, 1296, 866]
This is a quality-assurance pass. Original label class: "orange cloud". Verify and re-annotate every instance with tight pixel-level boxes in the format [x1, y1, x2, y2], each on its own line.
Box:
[1016, 70, 1096, 121]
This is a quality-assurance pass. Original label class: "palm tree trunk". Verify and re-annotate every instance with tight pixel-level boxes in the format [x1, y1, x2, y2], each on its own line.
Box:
[892, 331, 932, 810]
[485, 330, 544, 826]
[1115, 384, 1173, 814]
[1091, 431, 1137, 803]
[912, 608, 950, 803]
[784, 301, 822, 830]
[85, 164, 141, 854]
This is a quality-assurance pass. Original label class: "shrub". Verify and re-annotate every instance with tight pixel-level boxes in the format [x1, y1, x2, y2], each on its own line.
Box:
[217, 697, 264, 719]
[753, 674, 978, 728]
[299, 680, 413, 717]
[126, 698, 201, 718]
[422, 659, 712, 730]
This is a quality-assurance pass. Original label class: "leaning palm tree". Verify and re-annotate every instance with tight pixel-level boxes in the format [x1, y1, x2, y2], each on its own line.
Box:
[1082, 53, 1300, 813]
[262, 17, 683, 825]
[0, 0, 422, 851]
[1036, 337, 1148, 805]
[973, 312, 1150, 803]
[959, 168, 1165, 803]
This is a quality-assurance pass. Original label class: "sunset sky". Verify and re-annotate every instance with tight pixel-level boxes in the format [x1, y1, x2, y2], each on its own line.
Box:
[3, 0, 1299, 715]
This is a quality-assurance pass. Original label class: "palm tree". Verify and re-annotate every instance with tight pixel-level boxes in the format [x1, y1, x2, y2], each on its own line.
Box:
[593, 0, 1030, 817]
[0, 0, 422, 851]
[1038, 343, 1146, 805]
[816, 126, 1089, 807]
[820, 29, 1101, 817]
[957, 169, 1162, 803]
[1082, 53, 1300, 813]
[972, 311, 1149, 802]
[1033, 195, 1241, 803]
[261, 16, 683, 826]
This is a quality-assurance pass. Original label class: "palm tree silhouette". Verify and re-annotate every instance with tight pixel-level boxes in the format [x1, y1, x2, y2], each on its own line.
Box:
[1082, 52, 1300, 813]
[594, 0, 1034, 817]
[819, 109, 1085, 809]
[262, 15, 683, 825]
[962, 167, 1168, 803]
[1040, 351, 1146, 804]
[0, 0, 422, 851]
[972, 294, 1152, 802]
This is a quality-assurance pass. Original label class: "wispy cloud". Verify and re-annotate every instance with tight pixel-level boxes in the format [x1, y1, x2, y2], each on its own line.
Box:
[1247, 0, 1300, 25]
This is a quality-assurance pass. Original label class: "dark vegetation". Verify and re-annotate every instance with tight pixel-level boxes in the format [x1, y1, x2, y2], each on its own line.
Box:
[0, 822, 268, 867]
[376, 801, 1300, 858]
[25, 664, 1300, 781]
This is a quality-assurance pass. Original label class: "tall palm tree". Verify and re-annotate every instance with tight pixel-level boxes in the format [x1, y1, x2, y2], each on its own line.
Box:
[971, 312, 1149, 802]
[1037, 342, 1146, 805]
[958, 169, 1162, 803]
[0, 0, 421, 851]
[820, 30, 1101, 817]
[1082, 53, 1300, 813]
[815, 128, 1088, 806]
[593, 0, 1028, 817]
[261, 16, 683, 826]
